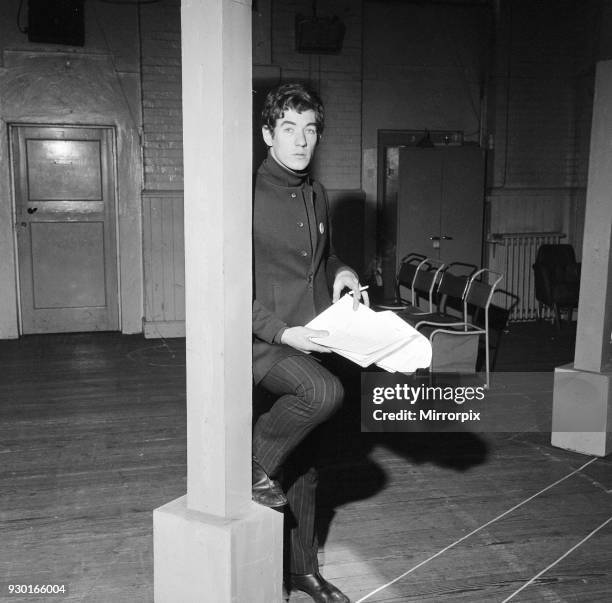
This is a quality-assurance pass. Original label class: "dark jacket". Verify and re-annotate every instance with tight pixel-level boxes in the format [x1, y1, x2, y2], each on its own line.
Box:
[252, 154, 352, 384]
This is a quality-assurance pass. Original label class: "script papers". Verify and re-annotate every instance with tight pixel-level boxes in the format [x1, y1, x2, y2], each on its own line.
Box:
[306, 295, 432, 373]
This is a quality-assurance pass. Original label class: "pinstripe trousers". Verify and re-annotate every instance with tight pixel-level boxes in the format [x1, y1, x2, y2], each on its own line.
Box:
[253, 354, 344, 574]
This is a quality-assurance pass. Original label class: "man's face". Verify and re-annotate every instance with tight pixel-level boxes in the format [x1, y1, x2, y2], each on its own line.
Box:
[263, 108, 318, 171]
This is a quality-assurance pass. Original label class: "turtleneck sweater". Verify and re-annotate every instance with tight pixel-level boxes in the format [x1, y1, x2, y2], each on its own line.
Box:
[259, 152, 311, 187]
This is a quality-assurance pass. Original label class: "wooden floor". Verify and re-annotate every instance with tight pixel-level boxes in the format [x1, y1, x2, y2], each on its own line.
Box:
[1, 322, 611, 602]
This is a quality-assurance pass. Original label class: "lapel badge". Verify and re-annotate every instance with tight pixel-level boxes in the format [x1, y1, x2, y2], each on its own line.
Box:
[319, 222, 325, 235]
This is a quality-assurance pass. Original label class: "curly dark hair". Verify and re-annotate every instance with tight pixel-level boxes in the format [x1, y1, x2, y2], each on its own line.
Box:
[261, 82, 325, 135]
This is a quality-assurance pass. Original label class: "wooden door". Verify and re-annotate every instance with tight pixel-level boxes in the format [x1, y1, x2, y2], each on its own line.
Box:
[12, 126, 119, 334]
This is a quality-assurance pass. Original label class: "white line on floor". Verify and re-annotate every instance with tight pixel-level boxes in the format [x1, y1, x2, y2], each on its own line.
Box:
[501, 514, 612, 602]
[355, 457, 599, 603]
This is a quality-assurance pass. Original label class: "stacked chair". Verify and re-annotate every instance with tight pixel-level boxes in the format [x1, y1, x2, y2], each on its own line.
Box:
[378, 257, 504, 388]
[376, 254, 445, 315]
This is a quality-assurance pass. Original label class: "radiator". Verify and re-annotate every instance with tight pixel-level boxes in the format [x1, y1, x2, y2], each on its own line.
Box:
[488, 232, 565, 322]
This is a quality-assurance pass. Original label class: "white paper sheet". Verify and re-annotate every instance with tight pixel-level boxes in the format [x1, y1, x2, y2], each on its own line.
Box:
[305, 295, 432, 372]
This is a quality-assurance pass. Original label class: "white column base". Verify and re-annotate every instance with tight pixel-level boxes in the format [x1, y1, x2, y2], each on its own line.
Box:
[551, 363, 612, 457]
[154, 496, 284, 602]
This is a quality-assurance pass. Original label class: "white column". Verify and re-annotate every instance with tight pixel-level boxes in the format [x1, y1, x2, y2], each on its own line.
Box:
[154, 1, 283, 600]
[552, 59, 612, 457]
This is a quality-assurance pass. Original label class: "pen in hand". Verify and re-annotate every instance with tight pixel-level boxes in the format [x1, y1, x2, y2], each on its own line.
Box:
[348, 285, 369, 296]
[348, 285, 370, 310]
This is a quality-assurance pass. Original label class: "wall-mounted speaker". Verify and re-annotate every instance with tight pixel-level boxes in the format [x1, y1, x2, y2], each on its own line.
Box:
[295, 15, 346, 54]
[28, 0, 85, 47]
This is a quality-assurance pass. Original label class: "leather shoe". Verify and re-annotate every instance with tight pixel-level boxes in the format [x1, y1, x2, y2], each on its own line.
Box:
[290, 572, 350, 602]
[252, 457, 287, 508]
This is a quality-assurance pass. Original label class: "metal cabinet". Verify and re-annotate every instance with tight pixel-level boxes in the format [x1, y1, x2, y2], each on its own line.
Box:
[396, 146, 485, 270]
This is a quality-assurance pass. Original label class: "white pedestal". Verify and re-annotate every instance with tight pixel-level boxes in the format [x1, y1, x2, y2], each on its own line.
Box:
[551, 363, 612, 457]
[154, 496, 284, 602]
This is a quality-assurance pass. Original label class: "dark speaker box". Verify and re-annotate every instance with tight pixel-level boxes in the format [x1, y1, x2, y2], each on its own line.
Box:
[295, 15, 345, 54]
[28, 0, 85, 47]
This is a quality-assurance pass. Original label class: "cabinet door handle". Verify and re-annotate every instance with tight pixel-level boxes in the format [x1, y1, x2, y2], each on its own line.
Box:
[429, 236, 440, 241]
[441, 235, 453, 240]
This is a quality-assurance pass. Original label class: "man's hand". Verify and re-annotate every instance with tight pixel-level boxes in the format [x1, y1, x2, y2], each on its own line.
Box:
[333, 270, 370, 310]
[281, 327, 332, 353]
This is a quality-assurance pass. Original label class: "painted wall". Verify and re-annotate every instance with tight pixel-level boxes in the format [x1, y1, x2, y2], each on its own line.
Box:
[361, 0, 491, 274]
[139, 0, 185, 337]
[140, 0, 183, 191]
[0, 0, 143, 338]
[362, 2, 489, 149]
[487, 0, 603, 262]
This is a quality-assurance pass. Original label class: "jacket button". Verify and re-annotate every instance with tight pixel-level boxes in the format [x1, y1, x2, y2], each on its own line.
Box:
[300, 250, 308, 257]
[291, 193, 297, 198]
[298, 221, 304, 228]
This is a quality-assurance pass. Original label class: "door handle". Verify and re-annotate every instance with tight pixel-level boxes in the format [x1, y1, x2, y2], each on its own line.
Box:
[429, 236, 440, 241]
[441, 235, 453, 240]
[27, 207, 38, 214]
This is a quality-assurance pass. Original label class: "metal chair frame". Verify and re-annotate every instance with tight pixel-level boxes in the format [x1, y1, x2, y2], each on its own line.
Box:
[376, 254, 444, 314]
[415, 268, 504, 388]
[402, 257, 446, 313]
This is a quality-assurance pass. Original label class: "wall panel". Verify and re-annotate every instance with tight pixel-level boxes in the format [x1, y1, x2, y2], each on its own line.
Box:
[142, 191, 185, 338]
